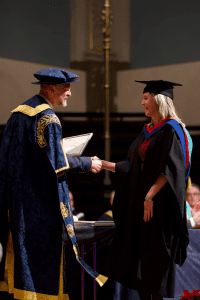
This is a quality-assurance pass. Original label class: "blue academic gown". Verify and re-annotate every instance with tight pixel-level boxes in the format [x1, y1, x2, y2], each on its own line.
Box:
[0, 95, 95, 299]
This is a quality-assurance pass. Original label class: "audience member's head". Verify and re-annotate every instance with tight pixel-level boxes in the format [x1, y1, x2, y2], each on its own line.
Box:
[110, 190, 115, 207]
[186, 184, 200, 209]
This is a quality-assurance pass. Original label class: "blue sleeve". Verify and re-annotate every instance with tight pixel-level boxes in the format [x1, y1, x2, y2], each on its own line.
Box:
[37, 114, 70, 175]
[66, 155, 92, 173]
[45, 123, 70, 175]
[37, 113, 92, 175]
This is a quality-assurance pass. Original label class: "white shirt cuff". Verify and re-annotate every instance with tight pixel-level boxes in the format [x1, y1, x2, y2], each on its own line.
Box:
[190, 217, 196, 228]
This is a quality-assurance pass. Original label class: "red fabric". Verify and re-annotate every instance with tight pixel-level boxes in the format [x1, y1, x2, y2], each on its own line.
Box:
[139, 138, 152, 162]
[145, 118, 170, 134]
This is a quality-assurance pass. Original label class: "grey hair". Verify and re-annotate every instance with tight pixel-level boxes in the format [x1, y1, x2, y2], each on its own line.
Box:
[150, 93, 185, 128]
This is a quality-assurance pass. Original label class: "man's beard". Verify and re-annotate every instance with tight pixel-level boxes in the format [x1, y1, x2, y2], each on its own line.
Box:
[62, 99, 67, 107]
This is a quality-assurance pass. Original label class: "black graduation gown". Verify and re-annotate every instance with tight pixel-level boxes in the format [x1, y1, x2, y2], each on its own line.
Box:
[104, 124, 189, 298]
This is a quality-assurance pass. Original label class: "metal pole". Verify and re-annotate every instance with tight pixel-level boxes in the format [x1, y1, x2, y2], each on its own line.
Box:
[102, 0, 112, 185]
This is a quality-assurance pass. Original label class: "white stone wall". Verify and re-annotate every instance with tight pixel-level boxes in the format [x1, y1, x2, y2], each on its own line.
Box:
[0, 58, 87, 124]
[114, 61, 200, 126]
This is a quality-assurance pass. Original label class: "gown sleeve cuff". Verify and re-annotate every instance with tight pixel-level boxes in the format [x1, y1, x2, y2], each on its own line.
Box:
[67, 156, 92, 172]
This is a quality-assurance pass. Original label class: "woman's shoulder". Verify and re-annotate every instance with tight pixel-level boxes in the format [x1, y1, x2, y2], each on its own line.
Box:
[164, 119, 183, 134]
[165, 119, 187, 140]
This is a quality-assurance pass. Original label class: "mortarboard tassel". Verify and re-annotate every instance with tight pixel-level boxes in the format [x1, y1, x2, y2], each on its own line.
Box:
[187, 176, 192, 190]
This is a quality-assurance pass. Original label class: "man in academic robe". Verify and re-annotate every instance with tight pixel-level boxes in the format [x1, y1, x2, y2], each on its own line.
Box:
[0, 68, 106, 300]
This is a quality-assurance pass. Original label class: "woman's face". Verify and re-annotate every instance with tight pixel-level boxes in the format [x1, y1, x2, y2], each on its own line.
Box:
[141, 92, 159, 118]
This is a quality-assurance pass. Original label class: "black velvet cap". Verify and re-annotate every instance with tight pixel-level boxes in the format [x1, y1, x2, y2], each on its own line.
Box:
[135, 80, 182, 100]
[32, 68, 79, 85]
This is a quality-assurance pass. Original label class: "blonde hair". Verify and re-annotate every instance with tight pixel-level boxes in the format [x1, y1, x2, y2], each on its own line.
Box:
[150, 93, 185, 127]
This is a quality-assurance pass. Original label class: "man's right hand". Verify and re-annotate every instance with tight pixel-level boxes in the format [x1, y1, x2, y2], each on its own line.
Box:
[91, 159, 102, 173]
[91, 157, 116, 173]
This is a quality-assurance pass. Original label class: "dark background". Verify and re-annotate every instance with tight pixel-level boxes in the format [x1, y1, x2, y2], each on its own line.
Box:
[130, 0, 200, 69]
[0, 0, 71, 67]
[0, 0, 200, 69]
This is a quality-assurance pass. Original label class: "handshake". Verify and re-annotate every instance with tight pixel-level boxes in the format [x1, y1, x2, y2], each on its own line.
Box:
[90, 157, 115, 174]
[91, 156, 102, 174]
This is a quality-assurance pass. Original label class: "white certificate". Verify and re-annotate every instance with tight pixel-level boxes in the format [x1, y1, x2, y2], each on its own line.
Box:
[62, 132, 93, 156]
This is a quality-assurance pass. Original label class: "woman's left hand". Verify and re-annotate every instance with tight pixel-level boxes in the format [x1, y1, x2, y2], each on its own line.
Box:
[143, 200, 154, 222]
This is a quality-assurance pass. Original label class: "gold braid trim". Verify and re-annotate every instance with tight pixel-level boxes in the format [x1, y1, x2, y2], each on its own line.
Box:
[60, 202, 69, 218]
[36, 114, 61, 148]
[0, 282, 8, 292]
[73, 245, 79, 259]
[59, 140, 70, 170]
[0, 231, 70, 299]
[66, 224, 75, 238]
[14, 289, 70, 300]
[12, 104, 51, 116]
[55, 167, 69, 175]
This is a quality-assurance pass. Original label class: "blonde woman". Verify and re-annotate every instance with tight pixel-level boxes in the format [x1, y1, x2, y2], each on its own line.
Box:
[99, 81, 193, 300]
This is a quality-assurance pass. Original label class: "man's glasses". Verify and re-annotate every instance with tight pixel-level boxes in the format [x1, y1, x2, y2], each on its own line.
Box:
[186, 193, 200, 197]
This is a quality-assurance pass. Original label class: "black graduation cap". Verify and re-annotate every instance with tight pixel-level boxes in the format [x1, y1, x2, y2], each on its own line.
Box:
[135, 80, 182, 100]
[32, 68, 79, 85]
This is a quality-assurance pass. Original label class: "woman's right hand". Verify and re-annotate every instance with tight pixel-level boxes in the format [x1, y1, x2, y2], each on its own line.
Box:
[91, 158, 116, 173]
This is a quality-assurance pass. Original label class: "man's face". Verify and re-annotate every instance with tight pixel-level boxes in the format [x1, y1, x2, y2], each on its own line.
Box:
[186, 186, 200, 208]
[52, 84, 71, 107]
